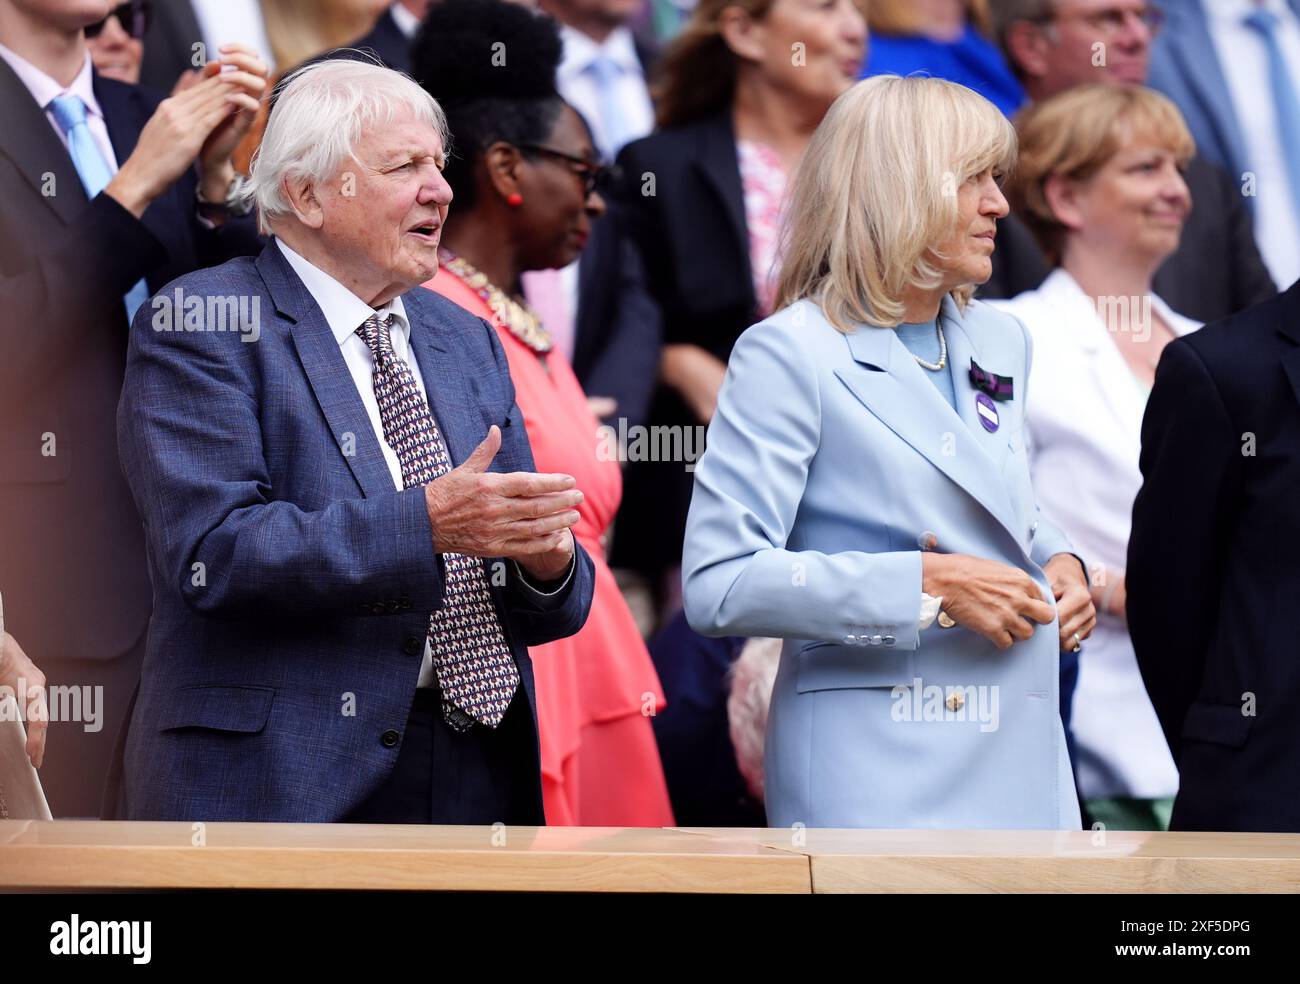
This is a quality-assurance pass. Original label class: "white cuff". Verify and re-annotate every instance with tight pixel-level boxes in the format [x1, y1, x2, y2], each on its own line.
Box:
[919, 592, 943, 630]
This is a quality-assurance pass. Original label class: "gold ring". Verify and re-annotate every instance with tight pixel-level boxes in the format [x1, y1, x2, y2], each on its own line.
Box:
[1071, 632, 1082, 653]
[937, 611, 956, 629]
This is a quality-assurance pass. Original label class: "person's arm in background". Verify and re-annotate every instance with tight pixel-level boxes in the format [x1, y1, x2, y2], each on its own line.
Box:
[1127, 337, 1241, 760]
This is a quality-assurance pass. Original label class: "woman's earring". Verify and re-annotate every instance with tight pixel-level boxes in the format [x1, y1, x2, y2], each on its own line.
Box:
[506, 193, 524, 207]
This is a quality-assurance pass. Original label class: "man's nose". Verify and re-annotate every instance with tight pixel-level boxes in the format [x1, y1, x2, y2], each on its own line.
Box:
[1118, 10, 1154, 50]
[586, 189, 606, 217]
[420, 171, 453, 206]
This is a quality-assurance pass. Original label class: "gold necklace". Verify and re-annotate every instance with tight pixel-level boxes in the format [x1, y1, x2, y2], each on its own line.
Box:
[438, 249, 553, 353]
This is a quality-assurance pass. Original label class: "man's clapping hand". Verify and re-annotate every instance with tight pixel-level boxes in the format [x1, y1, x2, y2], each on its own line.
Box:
[424, 426, 581, 583]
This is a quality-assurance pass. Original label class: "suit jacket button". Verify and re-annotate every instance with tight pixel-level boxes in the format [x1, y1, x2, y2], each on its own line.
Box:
[945, 691, 965, 712]
[381, 729, 401, 748]
[403, 636, 423, 656]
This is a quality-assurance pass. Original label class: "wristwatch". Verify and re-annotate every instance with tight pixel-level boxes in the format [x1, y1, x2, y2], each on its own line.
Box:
[195, 172, 254, 221]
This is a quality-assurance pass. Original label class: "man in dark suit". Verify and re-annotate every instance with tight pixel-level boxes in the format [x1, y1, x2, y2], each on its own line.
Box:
[112, 58, 594, 824]
[1128, 278, 1300, 832]
[350, 1, 432, 76]
[0, 0, 265, 816]
[982, 0, 1276, 322]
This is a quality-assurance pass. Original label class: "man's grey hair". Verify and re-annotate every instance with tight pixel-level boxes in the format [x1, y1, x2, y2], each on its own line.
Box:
[986, 0, 1058, 67]
[243, 55, 449, 235]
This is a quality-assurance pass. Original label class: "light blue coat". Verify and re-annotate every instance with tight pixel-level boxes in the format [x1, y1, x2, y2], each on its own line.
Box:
[682, 295, 1083, 830]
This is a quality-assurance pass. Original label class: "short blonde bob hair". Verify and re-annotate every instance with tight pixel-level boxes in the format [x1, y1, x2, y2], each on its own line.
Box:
[774, 75, 1016, 331]
[1009, 84, 1196, 265]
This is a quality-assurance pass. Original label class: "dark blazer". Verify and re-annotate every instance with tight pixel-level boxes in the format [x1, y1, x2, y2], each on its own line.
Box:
[139, 0, 205, 95]
[0, 60, 259, 816]
[1127, 277, 1300, 832]
[111, 243, 595, 823]
[609, 111, 757, 585]
[571, 201, 662, 430]
[350, 7, 413, 75]
[981, 156, 1276, 323]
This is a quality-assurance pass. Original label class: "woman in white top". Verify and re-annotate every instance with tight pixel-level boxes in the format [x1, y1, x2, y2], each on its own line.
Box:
[991, 84, 1202, 830]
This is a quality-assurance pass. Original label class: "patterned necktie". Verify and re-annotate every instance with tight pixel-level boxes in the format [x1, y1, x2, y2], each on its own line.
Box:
[47, 94, 150, 321]
[356, 313, 520, 731]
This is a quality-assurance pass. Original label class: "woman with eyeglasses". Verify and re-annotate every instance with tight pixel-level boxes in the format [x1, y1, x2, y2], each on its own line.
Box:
[414, 0, 674, 827]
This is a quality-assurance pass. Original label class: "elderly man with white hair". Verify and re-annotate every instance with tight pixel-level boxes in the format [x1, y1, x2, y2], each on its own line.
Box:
[105, 57, 596, 825]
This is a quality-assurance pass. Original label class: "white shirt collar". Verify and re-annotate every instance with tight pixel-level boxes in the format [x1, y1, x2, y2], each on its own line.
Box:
[557, 24, 642, 82]
[0, 43, 101, 121]
[389, 1, 421, 39]
[274, 238, 410, 349]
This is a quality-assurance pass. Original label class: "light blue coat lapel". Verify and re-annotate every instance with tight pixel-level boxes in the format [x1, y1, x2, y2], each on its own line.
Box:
[832, 295, 1020, 543]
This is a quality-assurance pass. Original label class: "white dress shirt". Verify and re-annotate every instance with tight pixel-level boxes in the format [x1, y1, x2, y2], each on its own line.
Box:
[991, 270, 1200, 801]
[191, 0, 276, 74]
[0, 43, 118, 171]
[1208, 0, 1300, 287]
[275, 239, 447, 686]
[555, 24, 654, 161]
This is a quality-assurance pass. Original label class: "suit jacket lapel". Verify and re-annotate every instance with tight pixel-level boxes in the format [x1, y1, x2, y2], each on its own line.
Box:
[0, 55, 87, 225]
[258, 243, 397, 499]
[692, 112, 751, 290]
[94, 74, 144, 167]
[833, 299, 1020, 543]
[1276, 282, 1300, 411]
[1166, 3, 1249, 182]
[402, 292, 479, 468]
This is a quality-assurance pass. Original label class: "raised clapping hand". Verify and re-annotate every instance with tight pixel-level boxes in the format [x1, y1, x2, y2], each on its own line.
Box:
[106, 43, 268, 218]
[424, 426, 581, 583]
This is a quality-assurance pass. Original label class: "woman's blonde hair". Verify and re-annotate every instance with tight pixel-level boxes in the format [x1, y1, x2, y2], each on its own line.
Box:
[773, 75, 1017, 331]
[1008, 84, 1196, 265]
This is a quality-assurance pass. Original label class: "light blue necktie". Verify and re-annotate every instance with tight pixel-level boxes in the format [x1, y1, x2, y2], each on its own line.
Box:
[48, 94, 150, 321]
[1243, 8, 1300, 227]
[584, 55, 629, 160]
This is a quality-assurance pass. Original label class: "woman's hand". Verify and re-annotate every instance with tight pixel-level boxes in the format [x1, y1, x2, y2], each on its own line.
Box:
[660, 343, 728, 424]
[922, 552, 1056, 650]
[1044, 553, 1096, 653]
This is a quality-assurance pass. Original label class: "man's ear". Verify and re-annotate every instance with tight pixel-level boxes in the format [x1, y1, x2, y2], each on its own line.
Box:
[483, 141, 524, 204]
[282, 174, 324, 229]
[1043, 172, 1086, 233]
[1004, 21, 1050, 87]
[718, 5, 765, 64]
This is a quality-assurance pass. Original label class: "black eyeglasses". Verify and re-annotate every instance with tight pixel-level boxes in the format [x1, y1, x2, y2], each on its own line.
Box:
[516, 143, 618, 197]
[86, 1, 153, 41]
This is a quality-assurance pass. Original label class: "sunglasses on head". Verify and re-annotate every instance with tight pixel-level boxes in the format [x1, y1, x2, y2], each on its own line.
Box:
[85, 1, 153, 41]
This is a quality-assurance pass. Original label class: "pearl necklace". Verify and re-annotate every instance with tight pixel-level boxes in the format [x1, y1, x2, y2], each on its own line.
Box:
[438, 248, 553, 354]
[912, 314, 948, 372]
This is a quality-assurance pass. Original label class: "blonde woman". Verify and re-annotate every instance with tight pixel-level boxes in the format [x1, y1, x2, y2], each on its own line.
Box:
[682, 75, 1095, 829]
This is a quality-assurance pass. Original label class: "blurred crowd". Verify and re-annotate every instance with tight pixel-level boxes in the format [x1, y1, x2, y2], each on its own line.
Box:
[2, 0, 1297, 832]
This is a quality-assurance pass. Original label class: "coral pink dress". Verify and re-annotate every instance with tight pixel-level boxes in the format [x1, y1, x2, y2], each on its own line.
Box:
[427, 266, 675, 826]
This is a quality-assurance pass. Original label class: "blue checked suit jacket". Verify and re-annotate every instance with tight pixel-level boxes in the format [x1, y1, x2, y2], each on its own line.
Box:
[109, 241, 594, 822]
